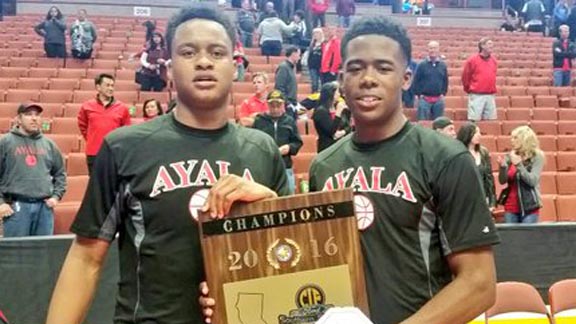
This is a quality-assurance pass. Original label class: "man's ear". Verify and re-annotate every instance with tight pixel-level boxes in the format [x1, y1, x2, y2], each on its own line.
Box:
[402, 67, 413, 91]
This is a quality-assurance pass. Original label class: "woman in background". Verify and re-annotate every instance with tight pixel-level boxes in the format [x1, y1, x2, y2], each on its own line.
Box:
[457, 122, 496, 210]
[35, 6, 67, 58]
[139, 32, 170, 92]
[142, 99, 164, 121]
[498, 126, 544, 223]
[312, 82, 352, 152]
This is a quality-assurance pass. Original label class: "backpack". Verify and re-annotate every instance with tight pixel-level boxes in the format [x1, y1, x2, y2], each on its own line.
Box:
[238, 11, 255, 32]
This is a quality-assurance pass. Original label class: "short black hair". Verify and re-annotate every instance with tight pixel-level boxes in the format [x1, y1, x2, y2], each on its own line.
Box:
[285, 45, 299, 57]
[165, 6, 236, 56]
[341, 16, 412, 66]
[95, 73, 115, 86]
[294, 10, 305, 19]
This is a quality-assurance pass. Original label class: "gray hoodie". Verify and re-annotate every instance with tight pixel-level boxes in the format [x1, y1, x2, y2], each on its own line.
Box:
[0, 128, 66, 204]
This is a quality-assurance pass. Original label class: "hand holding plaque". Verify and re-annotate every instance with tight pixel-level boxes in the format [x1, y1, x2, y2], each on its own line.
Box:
[199, 189, 369, 324]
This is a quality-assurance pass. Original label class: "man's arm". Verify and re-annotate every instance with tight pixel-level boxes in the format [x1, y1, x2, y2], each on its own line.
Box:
[288, 118, 303, 156]
[46, 237, 111, 324]
[77, 105, 89, 140]
[461, 60, 471, 93]
[50, 144, 67, 201]
[400, 247, 496, 324]
[442, 63, 449, 96]
[274, 66, 290, 96]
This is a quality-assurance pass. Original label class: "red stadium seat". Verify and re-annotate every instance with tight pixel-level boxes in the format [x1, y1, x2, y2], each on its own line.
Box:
[28, 68, 58, 78]
[0, 78, 18, 89]
[557, 152, 576, 171]
[17, 77, 49, 90]
[556, 172, 576, 194]
[544, 152, 557, 172]
[549, 279, 576, 321]
[51, 117, 81, 135]
[39, 90, 73, 103]
[506, 108, 531, 121]
[73, 90, 96, 103]
[501, 121, 528, 135]
[531, 108, 558, 121]
[50, 79, 79, 90]
[63, 103, 82, 118]
[9, 57, 36, 68]
[36, 58, 65, 68]
[0, 67, 28, 78]
[65, 58, 92, 69]
[535, 95, 559, 108]
[5, 89, 39, 102]
[530, 121, 558, 135]
[510, 96, 534, 108]
[557, 135, 576, 151]
[540, 172, 557, 194]
[300, 135, 317, 153]
[66, 152, 89, 176]
[46, 134, 81, 154]
[58, 68, 87, 79]
[139, 91, 170, 105]
[558, 121, 576, 135]
[555, 195, 576, 221]
[292, 153, 316, 174]
[539, 195, 557, 222]
[114, 91, 138, 105]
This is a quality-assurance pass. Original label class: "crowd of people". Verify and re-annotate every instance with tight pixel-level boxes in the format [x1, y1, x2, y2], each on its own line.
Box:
[0, 0, 560, 323]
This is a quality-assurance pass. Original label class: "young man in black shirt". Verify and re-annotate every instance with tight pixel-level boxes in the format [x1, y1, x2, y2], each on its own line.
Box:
[46, 7, 289, 324]
[201, 15, 499, 324]
[308, 16, 499, 324]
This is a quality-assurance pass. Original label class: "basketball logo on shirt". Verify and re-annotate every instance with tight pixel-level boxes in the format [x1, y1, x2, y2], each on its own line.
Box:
[25, 155, 37, 167]
[354, 194, 375, 231]
[188, 189, 210, 221]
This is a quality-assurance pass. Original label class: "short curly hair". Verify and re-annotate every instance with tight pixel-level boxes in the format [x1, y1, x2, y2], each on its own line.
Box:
[341, 16, 412, 66]
[165, 6, 236, 57]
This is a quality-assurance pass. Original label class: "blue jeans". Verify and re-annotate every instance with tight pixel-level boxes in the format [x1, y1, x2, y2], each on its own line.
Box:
[240, 31, 253, 48]
[504, 212, 539, 224]
[553, 70, 571, 87]
[309, 68, 321, 93]
[417, 97, 445, 120]
[3, 201, 54, 237]
[338, 16, 351, 28]
[285, 168, 295, 195]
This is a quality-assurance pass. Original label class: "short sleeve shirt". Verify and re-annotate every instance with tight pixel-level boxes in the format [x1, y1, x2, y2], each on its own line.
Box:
[309, 122, 499, 324]
[71, 113, 289, 324]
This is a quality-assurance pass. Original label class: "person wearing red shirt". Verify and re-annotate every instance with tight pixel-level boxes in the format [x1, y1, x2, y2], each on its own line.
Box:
[461, 38, 498, 122]
[237, 72, 269, 127]
[320, 29, 342, 84]
[497, 126, 544, 224]
[309, 0, 330, 27]
[552, 25, 576, 87]
[78, 73, 131, 174]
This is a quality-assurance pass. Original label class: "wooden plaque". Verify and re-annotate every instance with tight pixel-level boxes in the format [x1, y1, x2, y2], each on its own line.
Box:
[199, 189, 369, 324]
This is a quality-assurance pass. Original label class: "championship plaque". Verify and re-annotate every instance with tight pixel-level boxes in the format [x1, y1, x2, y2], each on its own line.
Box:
[199, 189, 369, 324]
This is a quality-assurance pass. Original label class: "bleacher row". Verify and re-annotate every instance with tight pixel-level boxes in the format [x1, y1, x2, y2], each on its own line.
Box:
[1, 14, 576, 231]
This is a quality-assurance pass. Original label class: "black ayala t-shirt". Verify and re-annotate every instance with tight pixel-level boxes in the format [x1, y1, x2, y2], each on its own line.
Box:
[309, 122, 500, 324]
[71, 114, 289, 324]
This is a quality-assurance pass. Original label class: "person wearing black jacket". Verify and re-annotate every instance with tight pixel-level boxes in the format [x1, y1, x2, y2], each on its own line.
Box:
[553, 25, 576, 86]
[253, 90, 303, 194]
[412, 41, 448, 120]
[34, 6, 67, 58]
[312, 82, 352, 152]
[274, 46, 300, 116]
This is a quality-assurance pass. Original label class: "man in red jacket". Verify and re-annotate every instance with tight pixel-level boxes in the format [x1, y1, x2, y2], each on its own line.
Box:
[461, 38, 498, 121]
[77, 73, 131, 174]
[320, 28, 342, 84]
[309, 0, 330, 27]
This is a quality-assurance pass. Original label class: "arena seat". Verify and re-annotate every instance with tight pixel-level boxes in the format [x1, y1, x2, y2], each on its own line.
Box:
[66, 152, 88, 176]
[39, 90, 74, 103]
[51, 117, 81, 135]
[139, 91, 170, 105]
[58, 68, 87, 79]
[557, 135, 576, 151]
[46, 134, 81, 155]
[17, 77, 49, 90]
[556, 195, 576, 221]
[558, 121, 576, 135]
[5, 89, 39, 102]
[531, 108, 557, 121]
[0, 67, 28, 78]
[485, 282, 551, 323]
[73, 90, 96, 103]
[506, 108, 531, 121]
[28, 67, 58, 78]
[539, 195, 557, 222]
[549, 279, 576, 322]
[557, 152, 576, 172]
[300, 135, 317, 154]
[293, 153, 316, 175]
[49, 79, 79, 91]
[530, 121, 558, 135]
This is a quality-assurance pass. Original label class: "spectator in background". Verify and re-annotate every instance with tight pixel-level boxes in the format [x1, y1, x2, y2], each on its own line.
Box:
[308, 28, 325, 93]
[0, 104, 66, 237]
[432, 116, 457, 138]
[312, 82, 352, 152]
[501, 6, 522, 31]
[234, 37, 249, 81]
[283, 0, 296, 23]
[498, 126, 544, 224]
[258, 1, 276, 23]
[457, 122, 496, 211]
[142, 99, 164, 121]
[522, 0, 546, 33]
[237, 0, 257, 47]
[238, 72, 270, 127]
[139, 32, 171, 92]
[554, 0, 570, 36]
[35, 6, 67, 58]
[70, 9, 97, 59]
[309, 0, 330, 27]
[257, 11, 297, 56]
[289, 10, 308, 49]
[275, 46, 301, 116]
[336, 0, 356, 28]
[462, 38, 498, 121]
[320, 28, 342, 84]
[553, 25, 576, 87]
[78, 74, 131, 174]
[253, 90, 303, 194]
[412, 40, 448, 120]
